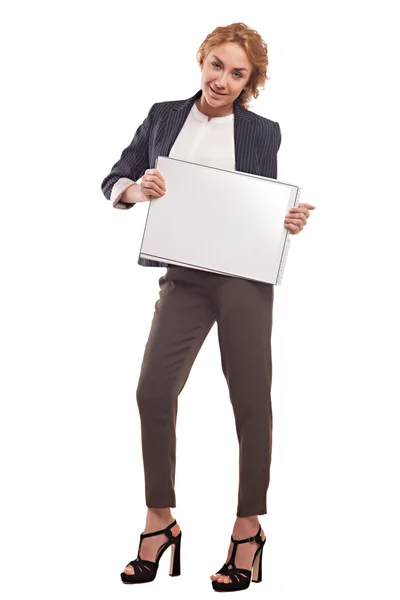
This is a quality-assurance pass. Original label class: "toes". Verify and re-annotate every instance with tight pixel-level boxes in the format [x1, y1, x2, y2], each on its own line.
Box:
[124, 565, 134, 574]
[211, 572, 231, 584]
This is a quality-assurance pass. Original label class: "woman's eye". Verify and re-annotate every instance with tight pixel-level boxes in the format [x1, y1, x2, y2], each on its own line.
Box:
[212, 62, 242, 78]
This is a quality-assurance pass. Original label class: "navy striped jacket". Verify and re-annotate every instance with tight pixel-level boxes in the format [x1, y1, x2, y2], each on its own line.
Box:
[100, 88, 281, 268]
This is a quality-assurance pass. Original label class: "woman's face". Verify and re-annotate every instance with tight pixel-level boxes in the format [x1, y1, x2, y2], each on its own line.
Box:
[199, 42, 252, 111]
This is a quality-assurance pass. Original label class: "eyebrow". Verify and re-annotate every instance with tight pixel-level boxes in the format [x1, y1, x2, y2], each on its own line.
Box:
[211, 55, 248, 71]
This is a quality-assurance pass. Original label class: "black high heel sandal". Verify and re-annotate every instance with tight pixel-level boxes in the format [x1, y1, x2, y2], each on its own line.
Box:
[120, 518, 182, 584]
[211, 524, 266, 592]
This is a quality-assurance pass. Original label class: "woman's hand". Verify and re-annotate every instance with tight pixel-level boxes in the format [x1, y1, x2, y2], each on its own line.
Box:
[140, 169, 167, 201]
[284, 203, 316, 234]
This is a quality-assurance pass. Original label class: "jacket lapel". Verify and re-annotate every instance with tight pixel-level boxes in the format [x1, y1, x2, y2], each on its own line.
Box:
[155, 89, 260, 176]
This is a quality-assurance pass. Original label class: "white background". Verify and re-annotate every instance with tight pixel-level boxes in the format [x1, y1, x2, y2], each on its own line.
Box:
[1, 1, 399, 598]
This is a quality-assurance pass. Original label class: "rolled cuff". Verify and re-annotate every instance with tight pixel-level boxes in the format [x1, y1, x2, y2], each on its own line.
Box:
[111, 178, 137, 209]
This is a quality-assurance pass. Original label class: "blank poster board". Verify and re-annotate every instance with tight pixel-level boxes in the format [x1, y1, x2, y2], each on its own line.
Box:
[139, 156, 302, 285]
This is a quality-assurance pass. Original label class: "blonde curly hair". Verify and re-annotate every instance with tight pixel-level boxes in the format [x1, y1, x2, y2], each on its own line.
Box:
[196, 22, 270, 110]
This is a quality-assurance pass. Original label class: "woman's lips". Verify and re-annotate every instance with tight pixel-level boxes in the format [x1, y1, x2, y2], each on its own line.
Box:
[209, 84, 227, 96]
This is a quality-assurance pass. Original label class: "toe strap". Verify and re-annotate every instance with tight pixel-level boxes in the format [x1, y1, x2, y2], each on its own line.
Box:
[126, 558, 156, 577]
[217, 563, 231, 576]
[216, 563, 251, 583]
[233, 567, 251, 577]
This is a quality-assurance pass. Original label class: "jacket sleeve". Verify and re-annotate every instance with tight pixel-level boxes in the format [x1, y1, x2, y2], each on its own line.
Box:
[100, 103, 156, 209]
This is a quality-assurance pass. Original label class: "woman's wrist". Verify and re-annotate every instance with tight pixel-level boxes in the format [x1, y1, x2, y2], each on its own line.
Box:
[121, 182, 144, 204]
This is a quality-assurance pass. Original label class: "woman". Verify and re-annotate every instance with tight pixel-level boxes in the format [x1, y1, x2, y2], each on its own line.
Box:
[101, 22, 315, 592]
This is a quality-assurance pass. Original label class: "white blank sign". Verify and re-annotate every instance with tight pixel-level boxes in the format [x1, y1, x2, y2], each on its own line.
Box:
[139, 156, 301, 285]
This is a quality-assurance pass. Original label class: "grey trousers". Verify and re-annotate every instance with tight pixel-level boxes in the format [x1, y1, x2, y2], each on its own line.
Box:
[136, 265, 274, 517]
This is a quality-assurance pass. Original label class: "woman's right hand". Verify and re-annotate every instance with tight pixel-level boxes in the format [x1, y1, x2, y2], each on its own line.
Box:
[140, 169, 167, 201]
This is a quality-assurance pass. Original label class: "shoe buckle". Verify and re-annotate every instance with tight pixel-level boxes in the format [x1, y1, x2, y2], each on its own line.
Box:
[248, 536, 255, 542]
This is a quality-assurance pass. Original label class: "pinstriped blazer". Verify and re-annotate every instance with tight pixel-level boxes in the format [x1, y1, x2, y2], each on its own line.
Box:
[100, 88, 281, 268]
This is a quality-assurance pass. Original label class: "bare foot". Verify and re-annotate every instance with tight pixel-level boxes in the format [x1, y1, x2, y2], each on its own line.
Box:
[210, 521, 266, 585]
[123, 518, 181, 576]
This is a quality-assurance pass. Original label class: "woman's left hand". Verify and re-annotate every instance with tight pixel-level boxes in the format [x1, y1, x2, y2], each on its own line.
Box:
[284, 203, 316, 234]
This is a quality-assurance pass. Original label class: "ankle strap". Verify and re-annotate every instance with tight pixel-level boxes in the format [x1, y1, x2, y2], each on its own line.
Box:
[231, 524, 263, 546]
[141, 519, 177, 539]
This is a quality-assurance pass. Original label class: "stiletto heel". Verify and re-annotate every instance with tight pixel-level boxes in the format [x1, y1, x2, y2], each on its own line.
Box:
[211, 524, 266, 592]
[121, 519, 182, 584]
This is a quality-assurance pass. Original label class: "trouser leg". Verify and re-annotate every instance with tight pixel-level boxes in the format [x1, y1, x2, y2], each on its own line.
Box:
[214, 275, 274, 517]
[136, 267, 216, 508]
